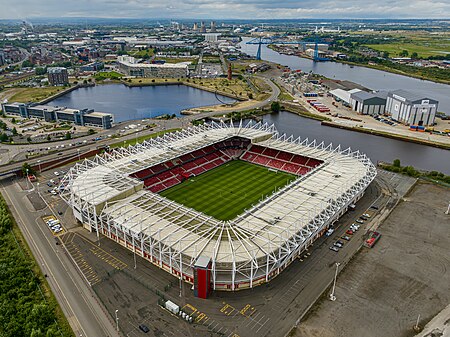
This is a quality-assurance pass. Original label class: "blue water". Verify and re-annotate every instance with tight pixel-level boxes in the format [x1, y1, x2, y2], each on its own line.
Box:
[240, 37, 450, 115]
[48, 84, 235, 122]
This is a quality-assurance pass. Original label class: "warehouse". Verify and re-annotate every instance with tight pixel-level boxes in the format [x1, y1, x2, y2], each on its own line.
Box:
[385, 90, 439, 126]
[329, 88, 361, 106]
[349, 91, 387, 115]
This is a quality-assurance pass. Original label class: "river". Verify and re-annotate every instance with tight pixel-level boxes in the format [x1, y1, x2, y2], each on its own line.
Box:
[240, 37, 450, 115]
[262, 111, 450, 174]
[48, 83, 235, 122]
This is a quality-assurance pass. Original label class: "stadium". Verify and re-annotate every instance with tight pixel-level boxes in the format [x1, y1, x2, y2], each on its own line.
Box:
[60, 121, 376, 294]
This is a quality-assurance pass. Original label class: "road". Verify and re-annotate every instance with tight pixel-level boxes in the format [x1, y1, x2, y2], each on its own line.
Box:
[1, 179, 119, 337]
[0, 76, 279, 173]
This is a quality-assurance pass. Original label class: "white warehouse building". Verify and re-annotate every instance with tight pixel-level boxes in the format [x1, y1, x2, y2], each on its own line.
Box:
[385, 90, 439, 126]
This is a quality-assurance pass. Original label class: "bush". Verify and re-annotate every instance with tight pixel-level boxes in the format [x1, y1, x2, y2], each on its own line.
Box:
[393, 159, 401, 167]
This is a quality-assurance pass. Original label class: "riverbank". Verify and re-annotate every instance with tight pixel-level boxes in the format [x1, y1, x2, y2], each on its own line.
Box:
[268, 43, 450, 85]
[121, 78, 248, 101]
[334, 59, 450, 86]
[322, 120, 450, 150]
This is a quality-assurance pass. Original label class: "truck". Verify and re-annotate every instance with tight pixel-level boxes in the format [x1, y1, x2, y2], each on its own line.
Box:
[364, 231, 381, 248]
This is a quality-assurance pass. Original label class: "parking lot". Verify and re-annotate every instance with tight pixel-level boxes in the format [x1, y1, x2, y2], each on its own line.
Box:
[293, 181, 450, 337]
[27, 164, 422, 337]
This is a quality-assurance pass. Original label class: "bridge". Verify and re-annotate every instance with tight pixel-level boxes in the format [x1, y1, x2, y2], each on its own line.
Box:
[245, 36, 329, 62]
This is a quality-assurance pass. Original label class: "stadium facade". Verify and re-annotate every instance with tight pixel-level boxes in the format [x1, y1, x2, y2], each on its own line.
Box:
[60, 122, 376, 292]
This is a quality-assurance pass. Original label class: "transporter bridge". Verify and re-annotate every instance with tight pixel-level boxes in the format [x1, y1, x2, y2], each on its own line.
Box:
[246, 35, 329, 62]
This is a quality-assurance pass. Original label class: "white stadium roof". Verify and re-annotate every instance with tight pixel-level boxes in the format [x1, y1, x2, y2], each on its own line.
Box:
[61, 121, 376, 289]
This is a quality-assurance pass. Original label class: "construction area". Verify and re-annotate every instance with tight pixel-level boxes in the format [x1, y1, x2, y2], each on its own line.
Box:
[293, 180, 450, 337]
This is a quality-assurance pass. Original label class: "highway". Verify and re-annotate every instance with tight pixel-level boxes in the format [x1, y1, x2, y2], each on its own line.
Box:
[1, 179, 119, 337]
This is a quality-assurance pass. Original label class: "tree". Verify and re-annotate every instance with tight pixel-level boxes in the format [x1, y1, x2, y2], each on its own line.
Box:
[411, 52, 419, 59]
[87, 129, 95, 135]
[46, 135, 51, 141]
[271, 101, 281, 113]
[382, 51, 390, 59]
[65, 132, 71, 140]
[393, 159, 401, 167]
[12, 127, 17, 135]
[11, 117, 16, 124]
[399, 50, 409, 57]
[27, 136, 32, 143]
[248, 93, 253, 99]
[22, 162, 35, 176]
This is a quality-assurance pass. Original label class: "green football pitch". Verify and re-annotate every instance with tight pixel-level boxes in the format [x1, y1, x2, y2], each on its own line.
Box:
[159, 160, 297, 221]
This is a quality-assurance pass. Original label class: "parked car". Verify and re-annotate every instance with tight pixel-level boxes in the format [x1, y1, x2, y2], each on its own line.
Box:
[47, 182, 52, 187]
[58, 211, 63, 215]
[334, 241, 343, 248]
[356, 219, 364, 224]
[54, 172, 60, 176]
[363, 213, 371, 218]
[325, 228, 334, 237]
[329, 246, 339, 252]
[360, 216, 368, 221]
[370, 205, 379, 210]
[346, 229, 354, 235]
[139, 324, 150, 333]
[341, 235, 351, 241]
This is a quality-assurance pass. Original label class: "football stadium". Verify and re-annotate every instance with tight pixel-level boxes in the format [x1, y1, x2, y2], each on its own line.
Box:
[60, 121, 376, 294]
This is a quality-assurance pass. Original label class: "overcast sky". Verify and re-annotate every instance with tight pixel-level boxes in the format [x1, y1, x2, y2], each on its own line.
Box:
[1, 0, 449, 20]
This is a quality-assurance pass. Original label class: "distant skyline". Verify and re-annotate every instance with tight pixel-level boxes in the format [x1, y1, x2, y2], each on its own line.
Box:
[0, 0, 449, 20]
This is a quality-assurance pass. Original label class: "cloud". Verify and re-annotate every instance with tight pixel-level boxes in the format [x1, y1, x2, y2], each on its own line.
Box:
[0, 0, 449, 19]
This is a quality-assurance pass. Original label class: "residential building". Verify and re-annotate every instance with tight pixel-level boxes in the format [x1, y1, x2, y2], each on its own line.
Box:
[47, 67, 69, 85]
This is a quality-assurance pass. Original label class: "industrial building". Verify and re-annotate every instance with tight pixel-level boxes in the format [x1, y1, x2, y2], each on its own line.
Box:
[349, 91, 387, 115]
[117, 56, 188, 78]
[385, 90, 439, 126]
[1, 102, 113, 129]
[329, 88, 361, 106]
[60, 122, 376, 292]
[204, 33, 221, 43]
[47, 67, 69, 85]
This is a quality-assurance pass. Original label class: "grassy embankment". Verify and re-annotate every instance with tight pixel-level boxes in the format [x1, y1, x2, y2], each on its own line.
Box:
[379, 159, 450, 186]
[124, 77, 257, 100]
[0, 194, 74, 337]
[9, 87, 66, 103]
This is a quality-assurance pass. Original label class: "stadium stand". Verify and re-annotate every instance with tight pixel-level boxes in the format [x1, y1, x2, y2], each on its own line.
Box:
[131, 136, 323, 193]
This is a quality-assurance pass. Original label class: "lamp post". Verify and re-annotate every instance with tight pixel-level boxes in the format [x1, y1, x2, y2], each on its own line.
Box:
[77, 149, 81, 161]
[25, 168, 29, 189]
[37, 160, 41, 173]
[115, 309, 119, 332]
[329, 262, 340, 301]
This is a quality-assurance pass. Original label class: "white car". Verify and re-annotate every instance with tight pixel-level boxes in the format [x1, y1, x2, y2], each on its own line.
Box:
[54, 171, 60, 176]
[363, 213, 371, 218]
[325, 228, 335, 237]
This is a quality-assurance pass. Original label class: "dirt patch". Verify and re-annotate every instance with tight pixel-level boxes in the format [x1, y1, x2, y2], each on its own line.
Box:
[294, 182, 450, 337]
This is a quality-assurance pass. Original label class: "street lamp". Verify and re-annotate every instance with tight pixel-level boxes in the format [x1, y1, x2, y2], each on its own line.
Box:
[77, 149, 81, 161]
[115, 309, 119, 332]
[37, 160, 41, 173]
[25, 168, 29, 189]
[329, 262, 341, 301]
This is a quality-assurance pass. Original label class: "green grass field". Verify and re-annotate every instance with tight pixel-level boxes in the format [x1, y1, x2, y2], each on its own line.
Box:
[160, 160, 296, 221]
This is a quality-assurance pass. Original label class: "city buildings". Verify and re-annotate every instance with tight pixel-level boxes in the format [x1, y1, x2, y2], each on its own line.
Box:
[117, 56, 188, 78]
[47, 67, 69, 86]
